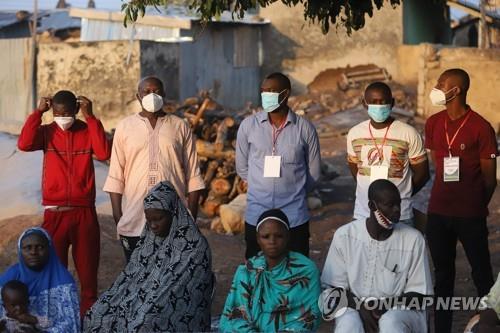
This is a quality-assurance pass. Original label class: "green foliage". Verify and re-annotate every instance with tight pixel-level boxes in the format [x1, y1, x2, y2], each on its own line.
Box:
[121, 0, 402, 33]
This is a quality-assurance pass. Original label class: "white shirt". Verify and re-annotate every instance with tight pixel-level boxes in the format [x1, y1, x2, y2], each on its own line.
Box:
[321, 219, 433, 299]
[347, 120, 427, 220]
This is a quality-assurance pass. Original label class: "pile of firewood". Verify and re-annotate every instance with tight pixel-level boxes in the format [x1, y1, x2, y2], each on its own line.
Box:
[174, 92, 255, 224]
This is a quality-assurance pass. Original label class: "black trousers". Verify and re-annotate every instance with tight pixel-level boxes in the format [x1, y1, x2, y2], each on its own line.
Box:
[244, 222, 310, 259]
[119, 235, 141, 263]
[426, 213, 494, 333]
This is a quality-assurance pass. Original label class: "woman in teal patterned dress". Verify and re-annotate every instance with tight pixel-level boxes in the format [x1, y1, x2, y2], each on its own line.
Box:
[220, 209, 322, 332]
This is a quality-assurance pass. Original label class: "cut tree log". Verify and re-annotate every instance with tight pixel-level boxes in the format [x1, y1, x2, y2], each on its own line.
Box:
[210, 178, 231, 196]
[219, 194, 247, 234]
[210, 217, 226, 234]
[192, 98, 211, 128]
[216, 159, 236, 179]
[203, 160, 219, 185]
[228, 175, 240, 200]
[182, 96, 199, 106]
[214, 118, 231, 152]
[201, 122, 218, 141]
[196, 140, 235, 160]
[200, 192, 227, 218]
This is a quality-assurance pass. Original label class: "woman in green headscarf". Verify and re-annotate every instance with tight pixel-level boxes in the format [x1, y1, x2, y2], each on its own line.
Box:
[220, 209, 321, 332]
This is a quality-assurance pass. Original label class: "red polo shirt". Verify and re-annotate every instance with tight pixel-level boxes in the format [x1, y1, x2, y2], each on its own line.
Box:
[425, 108, 498, 218]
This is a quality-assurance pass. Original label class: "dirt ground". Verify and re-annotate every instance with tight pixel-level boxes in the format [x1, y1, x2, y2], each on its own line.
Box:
[0, 110, 498, 333]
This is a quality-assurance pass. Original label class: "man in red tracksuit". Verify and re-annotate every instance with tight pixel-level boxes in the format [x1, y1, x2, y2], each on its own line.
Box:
[18, 90, 111, 316]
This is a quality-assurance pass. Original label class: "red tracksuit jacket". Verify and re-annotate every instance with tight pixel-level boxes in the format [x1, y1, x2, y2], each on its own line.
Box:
[18, 109, 111, 207]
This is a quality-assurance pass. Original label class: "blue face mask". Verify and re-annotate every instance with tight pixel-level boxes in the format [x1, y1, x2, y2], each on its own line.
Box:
[367, 104, 392, 123]
[261, 90, 286, 113]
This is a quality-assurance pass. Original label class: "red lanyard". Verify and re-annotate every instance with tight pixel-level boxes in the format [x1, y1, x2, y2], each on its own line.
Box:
[445, 112, 471, 156]
[368, 122, 391, 163]
[272, 120, 287, 155]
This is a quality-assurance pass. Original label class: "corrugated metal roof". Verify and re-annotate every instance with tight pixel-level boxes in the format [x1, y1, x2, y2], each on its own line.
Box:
[71, 5, 270, 28]
[0, 9, 80, 32]
[80, 18, 184, 42]
[0, 12, 30, 29]
[160, 5, 270, 25]
[72, 5, 268, 42]
[38, 10, 80, 32]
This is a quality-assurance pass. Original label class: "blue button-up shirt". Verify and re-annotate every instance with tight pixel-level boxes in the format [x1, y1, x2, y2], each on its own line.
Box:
[236, 110, 321, 227]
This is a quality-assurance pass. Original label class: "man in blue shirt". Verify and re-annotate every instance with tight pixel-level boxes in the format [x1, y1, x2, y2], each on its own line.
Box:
[236, 72, 321, 259]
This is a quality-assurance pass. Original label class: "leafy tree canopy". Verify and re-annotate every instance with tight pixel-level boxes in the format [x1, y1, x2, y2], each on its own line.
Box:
[121, 0, 402, 34]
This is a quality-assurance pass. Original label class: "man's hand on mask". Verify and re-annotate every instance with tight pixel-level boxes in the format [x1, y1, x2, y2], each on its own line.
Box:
[37, 97, 52, 113]
[77, 96, 93, 118]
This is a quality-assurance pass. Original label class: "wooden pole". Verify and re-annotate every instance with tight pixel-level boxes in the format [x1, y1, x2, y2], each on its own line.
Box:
[192, 98, 210, 128]
[31, 0, 38, 110]
[479, 0, 490, 49]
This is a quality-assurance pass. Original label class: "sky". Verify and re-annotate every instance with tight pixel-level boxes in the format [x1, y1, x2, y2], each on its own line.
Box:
[0, 0, 123, 11]
[0, 0, 480, 19]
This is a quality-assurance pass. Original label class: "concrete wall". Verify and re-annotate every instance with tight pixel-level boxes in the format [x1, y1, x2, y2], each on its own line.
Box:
[259, 3, 403, 93]
[140, 41, 180, 100]
[37, 40, 141, 130]
[0, 38, 33, 134]
[416, 45, 500, 132]
[396, 44, 426, 87]
[35, 29, 263, 130]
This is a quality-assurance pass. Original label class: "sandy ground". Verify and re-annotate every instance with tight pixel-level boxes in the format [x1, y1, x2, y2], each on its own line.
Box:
[0, 109, 498, 332]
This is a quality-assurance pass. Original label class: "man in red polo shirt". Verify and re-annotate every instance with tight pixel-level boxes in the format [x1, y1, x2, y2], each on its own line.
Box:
[18, 91, 111, 316]
[425, 68, 497, 333]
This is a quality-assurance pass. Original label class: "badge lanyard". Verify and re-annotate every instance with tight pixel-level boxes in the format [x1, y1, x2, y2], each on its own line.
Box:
[368, 122, 391, 165]
[271, 120, 287, 156]
[445, 112, 471, 157]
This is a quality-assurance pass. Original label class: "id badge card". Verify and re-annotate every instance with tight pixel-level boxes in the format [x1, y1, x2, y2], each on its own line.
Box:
[264, 155, 281, 178]
[443, 156, 460, 182]
[370, 165, 389, 183]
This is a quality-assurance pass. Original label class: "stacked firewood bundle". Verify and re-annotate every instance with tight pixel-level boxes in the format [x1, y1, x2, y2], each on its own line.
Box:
[174, 92, 256, 233]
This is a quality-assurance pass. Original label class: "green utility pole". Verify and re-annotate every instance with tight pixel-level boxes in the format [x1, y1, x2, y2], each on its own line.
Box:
[403, 0, 452, 45]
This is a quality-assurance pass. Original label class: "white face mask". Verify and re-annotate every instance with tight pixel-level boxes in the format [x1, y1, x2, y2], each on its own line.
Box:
[141, 93, 164, 113]
[429, 87, 458, 106]
[54, 117, 74, 131]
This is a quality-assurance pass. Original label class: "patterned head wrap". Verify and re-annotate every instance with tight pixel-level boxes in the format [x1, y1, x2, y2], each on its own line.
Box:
[143, 181, 180, 216]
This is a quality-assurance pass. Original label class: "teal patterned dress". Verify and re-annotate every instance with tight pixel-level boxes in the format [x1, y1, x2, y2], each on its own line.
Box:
[220, 251, 321, 332]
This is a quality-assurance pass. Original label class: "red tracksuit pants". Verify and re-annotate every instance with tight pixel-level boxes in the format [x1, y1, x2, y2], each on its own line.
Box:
[42, 207, 100, 317]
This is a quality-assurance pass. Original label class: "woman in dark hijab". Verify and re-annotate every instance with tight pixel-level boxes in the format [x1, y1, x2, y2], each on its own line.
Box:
[84, 181, 213, 332]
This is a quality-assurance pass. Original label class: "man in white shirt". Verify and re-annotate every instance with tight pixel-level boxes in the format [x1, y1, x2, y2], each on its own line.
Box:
[321, 179, 433, 333]
[347, 82, 429, 226]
